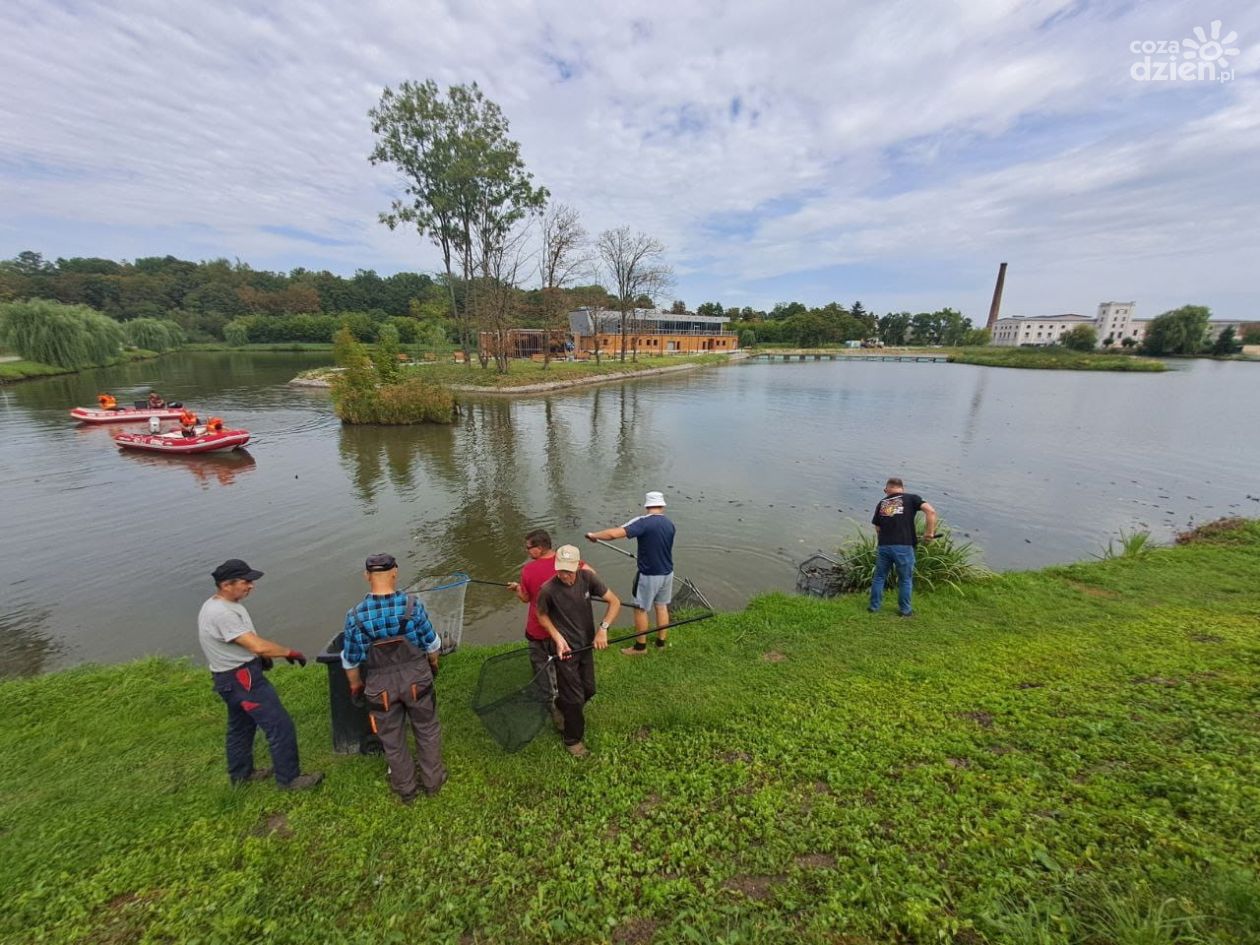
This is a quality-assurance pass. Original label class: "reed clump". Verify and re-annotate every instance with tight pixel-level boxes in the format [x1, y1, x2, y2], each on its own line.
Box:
[329, 325, 455, 424]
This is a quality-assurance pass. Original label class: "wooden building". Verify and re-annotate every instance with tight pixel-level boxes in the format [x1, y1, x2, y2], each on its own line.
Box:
[567, 308, 736, 356]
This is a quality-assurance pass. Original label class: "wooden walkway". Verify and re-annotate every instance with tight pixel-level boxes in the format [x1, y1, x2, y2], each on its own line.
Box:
[750, 352, 951, 363]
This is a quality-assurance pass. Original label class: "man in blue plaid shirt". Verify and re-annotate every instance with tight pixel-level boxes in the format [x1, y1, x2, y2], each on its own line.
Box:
[341, 553, 447, 801]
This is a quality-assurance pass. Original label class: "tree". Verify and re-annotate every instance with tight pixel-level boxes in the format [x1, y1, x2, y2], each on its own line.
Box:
[1141, 305, 1211, 356]
[1060, 325, 1097, 351]
[0, 299, 123, 367]
[670, 299, 687, 314]
[1211, 326, 1241, 356]
[369, 80, 548, 363]
[596, 227, 672, 362]
[537, 204, 588, 369]
[878, 312, 911, 346]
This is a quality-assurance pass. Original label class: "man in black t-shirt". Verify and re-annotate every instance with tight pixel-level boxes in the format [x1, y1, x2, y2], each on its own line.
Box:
[536, 545, 621, 757]
[868, 477, 938, 617]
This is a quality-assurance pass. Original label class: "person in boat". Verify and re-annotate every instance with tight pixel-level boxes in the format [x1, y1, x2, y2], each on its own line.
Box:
[98, 393, 118, 410]
[197, 558, 323, 791]
[179, 409, 199, 438]
[147, 392, 166, 409]
[206, 417, 225, 434]
[341, 553, 447, 802]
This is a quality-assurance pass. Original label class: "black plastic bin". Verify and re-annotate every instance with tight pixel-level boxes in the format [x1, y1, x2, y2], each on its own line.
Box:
[315, 632, 382, 755]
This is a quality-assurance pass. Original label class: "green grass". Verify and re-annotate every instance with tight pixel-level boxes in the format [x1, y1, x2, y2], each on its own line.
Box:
[3, 521, 1260, 944]
[0, 349, 159, 384]
[946, 346, 1167, 372]
[300, 353, 731, 390]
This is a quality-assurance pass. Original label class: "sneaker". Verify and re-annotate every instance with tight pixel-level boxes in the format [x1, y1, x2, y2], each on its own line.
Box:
[620, 645, 648, 656]
[898, 611, 915, 619]
[565, 741, 590, 758]
[867, 607, 880, 614]
[278, 772, 325, 791]
[230, 767, 273, 786]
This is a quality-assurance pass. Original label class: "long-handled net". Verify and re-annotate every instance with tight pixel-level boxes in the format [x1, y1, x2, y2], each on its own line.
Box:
[592, 538, 713, 619]
[405, 571, 470, 654]
[471, 612, 717, 752]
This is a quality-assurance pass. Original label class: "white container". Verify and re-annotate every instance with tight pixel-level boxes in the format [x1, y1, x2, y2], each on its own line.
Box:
[148, 416, 162, 434]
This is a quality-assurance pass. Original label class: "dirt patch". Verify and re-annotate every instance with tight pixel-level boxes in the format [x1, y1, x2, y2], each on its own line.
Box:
[1067, 581, 1121, 599]
[953, 930, 985, 945]
[945, 757, 971, 769]
[612, 918, 659, 944]
[1191, 634, 1225, 644]
[794, 853, 836, 869]
[761, 650, 788, 662]
[959, 710, 995, 728]
[251, 812, 294, 838]
[988, 744, 1016, 756]
[1175, 517, 1249, 545]
[812, 780, 833, 795]
[723, 875, 782, 899]
[633, 794, 662, 818]
[720, 750, 752, 764]
[860, 787, 877, 805]
[1016, 681, 1044, 690]
[1131, 675, 1184, 687]
[630, 726, 652, 741]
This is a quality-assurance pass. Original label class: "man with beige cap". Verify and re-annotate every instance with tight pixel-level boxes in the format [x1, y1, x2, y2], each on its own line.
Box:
[585, 490, 676, 655]
[534, 545, 621, 757]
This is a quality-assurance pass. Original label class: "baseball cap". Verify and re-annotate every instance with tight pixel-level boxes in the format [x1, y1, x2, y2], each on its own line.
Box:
[554, 545, 581, 572]
[644, 490, 666, 508]
[212, 559, 263, 583]
[365, 553, 398, 572]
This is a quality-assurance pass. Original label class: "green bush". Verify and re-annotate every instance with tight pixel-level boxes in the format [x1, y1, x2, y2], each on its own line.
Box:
[122, 317, 184, 352]
[223, 319, 250, 347]
[330, 326, 454, 424]
[0, 298, 124, 368]
[827, 522, 992, 593]
[738, 329, 756, 348]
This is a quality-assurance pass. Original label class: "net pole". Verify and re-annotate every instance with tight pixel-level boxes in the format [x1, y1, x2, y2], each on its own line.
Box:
[558, 612, 716, 660]
[595, 538, 637, 560]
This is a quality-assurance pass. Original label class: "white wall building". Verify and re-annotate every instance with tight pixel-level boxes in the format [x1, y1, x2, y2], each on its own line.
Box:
[1095, 301, 1140, 345]
[990, 314, 1095, 347]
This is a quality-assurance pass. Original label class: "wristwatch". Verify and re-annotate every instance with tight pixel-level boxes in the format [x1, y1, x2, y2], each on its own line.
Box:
[599, 621, 610, 630]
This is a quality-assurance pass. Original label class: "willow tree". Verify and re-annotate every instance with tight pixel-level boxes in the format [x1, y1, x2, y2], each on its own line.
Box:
[369, 80, 547, 363]
[0, 298, 123, 367]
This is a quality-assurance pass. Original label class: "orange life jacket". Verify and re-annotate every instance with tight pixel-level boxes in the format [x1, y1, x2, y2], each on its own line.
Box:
[206, 417, 224, 433]
[98, 394, 117, 409]
[179, 410, 198, 427]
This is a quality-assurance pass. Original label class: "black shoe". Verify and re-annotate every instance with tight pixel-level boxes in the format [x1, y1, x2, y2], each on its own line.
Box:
[230, 767, 273, 786]
[899, 611, 915, 619]
[278, 772, 324, 791]
[867, 607, 879, 614]
[424, 771, 449, 796]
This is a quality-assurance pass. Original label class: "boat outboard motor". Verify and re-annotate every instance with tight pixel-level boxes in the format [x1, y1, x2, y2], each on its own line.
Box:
[148, 416, 162, 434]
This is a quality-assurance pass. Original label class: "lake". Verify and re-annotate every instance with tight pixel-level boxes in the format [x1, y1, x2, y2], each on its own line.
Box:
[1, 352, 1256, 675]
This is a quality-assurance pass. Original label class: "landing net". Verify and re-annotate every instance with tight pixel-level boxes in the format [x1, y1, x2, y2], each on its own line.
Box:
[406, 571, 470, 654]
[471, 648, 553, 753]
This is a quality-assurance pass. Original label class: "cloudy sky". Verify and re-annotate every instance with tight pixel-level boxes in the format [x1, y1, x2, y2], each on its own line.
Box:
[2, 0, 1257, 319]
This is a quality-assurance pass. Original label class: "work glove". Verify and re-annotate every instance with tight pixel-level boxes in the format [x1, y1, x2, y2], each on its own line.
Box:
[285, 649, 307, 667]
[349, 683, 366, 709]
[259, 656, 275, 671]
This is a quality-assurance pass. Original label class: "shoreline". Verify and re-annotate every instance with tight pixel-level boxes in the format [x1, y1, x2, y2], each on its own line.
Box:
[289, 354, 742, 395]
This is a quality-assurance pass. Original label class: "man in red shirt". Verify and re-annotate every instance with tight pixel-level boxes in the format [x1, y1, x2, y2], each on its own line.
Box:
[507, 529, 589, 730]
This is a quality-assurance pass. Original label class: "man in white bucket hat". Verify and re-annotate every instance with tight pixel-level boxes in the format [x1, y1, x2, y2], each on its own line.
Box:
[585, 490, 676, 655]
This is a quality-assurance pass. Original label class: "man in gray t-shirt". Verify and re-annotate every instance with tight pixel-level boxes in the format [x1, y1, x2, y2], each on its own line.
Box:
[197, 559, 322, 790]
[535, 545, 620, 758]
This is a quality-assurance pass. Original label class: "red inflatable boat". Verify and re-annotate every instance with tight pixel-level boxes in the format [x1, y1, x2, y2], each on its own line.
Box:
[113, 428, 251, 455]
[71, 406, 187, 424]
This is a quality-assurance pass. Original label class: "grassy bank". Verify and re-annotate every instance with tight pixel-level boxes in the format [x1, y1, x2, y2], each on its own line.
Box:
[945, 346, 1166, 372]
[3, 523, 1259, 944]
[0, 348, 160, 384]
[299, 352, 731, 390]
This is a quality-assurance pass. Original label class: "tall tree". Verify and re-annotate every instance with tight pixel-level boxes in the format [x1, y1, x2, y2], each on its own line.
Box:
[1142, 305, 1211, 356]
[369, 80, 547, 363]
[596, 227, 672, 362]
[538, 204, 589, 369]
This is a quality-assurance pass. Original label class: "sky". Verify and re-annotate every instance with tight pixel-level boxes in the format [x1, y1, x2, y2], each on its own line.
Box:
[1, 0, 1257, 320]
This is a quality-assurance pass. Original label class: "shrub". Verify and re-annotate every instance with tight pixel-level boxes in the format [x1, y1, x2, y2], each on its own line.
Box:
[223, 319, 250, 347]
[0, 298, 124, 367]
[329, 326, 453, 424]
[738, 329, 756, 348]
[827, 523, 992, 593]
[1060, 324, 1098, 351]
[1097, 529, 1153, 559]
[123, 317, 185, 352]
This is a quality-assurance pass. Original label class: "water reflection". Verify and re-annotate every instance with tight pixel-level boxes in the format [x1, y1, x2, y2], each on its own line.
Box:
[0, 609, 63, 677]
[115, 447, 258, 490]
